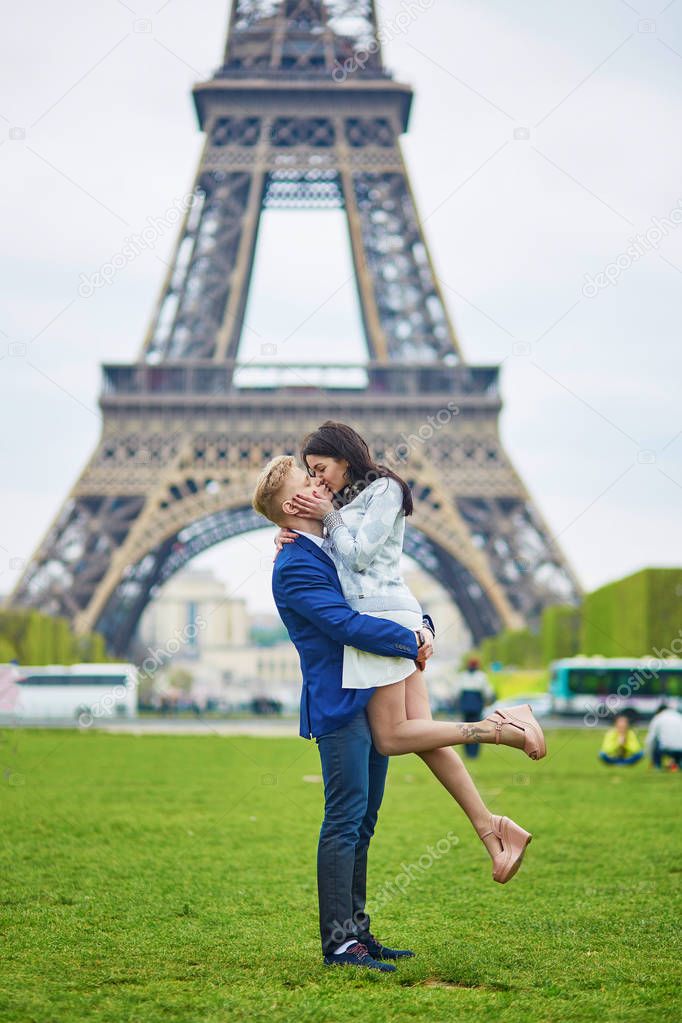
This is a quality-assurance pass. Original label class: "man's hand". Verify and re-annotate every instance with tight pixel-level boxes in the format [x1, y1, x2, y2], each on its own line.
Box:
[414, 630, 433, 670]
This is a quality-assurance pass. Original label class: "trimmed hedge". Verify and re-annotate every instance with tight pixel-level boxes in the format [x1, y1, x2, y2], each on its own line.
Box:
[466, 567, 682, 668]
[541, 604, 581, 663]
[0, 609, 111, 665]
[477, 627, 542, 669]
[581, 567, 682, 657]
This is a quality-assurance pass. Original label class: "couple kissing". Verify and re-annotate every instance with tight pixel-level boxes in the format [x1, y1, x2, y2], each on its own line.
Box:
[252, 421, 546, 972]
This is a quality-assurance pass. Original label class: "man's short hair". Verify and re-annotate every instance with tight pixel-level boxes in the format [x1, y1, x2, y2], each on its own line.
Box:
[252, 455, 296, 524]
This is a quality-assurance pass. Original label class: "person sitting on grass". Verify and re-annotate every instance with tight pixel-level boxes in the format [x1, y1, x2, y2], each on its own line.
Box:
[645, 702, 682, 771]
[598, 711, 643, 766]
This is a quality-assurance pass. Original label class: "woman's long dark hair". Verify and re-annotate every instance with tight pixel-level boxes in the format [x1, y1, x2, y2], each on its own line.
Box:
[301, 421, 413, 516]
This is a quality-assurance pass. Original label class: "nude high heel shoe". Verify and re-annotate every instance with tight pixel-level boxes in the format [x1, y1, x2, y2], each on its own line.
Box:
[482, 815, 533, 884]
[485, 703, 547, 760]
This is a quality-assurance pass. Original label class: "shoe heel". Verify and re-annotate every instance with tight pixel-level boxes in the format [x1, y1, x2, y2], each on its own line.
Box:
[491, 816, 533, 883]
[512, 704, 546, 760]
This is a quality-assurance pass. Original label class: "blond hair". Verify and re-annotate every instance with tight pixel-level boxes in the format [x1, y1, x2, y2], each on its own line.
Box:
[252, 455, 296, 524]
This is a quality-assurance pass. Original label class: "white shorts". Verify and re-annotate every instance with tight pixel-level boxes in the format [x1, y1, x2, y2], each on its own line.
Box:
[341, 607, 422, 690]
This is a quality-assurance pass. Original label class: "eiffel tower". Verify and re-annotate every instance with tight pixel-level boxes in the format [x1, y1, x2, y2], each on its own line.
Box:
[8, 1, 581, 655]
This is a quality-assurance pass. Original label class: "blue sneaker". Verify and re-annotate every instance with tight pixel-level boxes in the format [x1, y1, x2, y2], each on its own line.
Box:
[323, 941, 396, 972]
[360, 931, 415, 961]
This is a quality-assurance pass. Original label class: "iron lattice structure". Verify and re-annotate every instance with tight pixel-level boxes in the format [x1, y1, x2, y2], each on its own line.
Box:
[8, 1, 581, 654]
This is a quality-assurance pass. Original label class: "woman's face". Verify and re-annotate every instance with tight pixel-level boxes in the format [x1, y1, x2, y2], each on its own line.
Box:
[305, 454, 348, 494]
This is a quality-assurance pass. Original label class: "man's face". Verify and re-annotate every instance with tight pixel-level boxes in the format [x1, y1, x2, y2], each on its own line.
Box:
[279, 466, 314, 519]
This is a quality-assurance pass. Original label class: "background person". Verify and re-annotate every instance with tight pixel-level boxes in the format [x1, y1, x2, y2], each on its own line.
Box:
[599, 710, 643, 766]
[645, 702, 682, 770]
[457, 658, 496, 760]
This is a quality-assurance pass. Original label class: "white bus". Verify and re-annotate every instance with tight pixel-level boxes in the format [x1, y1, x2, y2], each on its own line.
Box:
[1, 663, 138, 723]
[549, 656, 682, 718]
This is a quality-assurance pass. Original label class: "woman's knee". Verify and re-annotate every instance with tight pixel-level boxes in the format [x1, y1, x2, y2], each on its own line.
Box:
[373, 734, 392, 757]
[372, 728, 397, 757]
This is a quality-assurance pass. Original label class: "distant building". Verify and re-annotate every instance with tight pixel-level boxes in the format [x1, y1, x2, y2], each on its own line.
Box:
[139, 568, 251, 653]
[403, 565, 471, 660]
[136, 568, 300, 708]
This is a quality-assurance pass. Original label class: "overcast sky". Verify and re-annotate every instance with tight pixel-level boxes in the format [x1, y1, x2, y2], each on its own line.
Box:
[1, 0, 681, 620]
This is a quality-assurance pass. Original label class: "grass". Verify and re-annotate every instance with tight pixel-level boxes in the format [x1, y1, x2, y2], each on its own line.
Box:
[1, 726, 679, 1023]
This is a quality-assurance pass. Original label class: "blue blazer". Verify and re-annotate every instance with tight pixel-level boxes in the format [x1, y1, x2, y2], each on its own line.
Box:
[272, 533, 419, 739]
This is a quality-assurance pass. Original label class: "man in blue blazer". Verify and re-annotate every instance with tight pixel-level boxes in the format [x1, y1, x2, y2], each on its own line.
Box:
[253, 456, 433, 972]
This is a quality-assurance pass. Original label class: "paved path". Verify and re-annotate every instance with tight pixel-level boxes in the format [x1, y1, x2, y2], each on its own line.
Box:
[1, 715, 595, 735]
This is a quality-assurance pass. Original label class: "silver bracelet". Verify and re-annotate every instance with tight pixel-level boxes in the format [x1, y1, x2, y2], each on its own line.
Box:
[323, 509, 344, 533]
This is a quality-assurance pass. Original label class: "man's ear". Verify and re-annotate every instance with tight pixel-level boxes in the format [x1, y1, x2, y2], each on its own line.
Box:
[281, 498, 296, 515]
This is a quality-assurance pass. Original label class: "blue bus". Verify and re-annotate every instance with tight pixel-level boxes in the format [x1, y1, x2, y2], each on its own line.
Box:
[549, 656, 682, 719]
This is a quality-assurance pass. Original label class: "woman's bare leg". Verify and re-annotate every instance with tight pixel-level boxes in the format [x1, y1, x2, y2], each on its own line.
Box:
[403, 669, 502, 860]
[366, 678, 526, 757]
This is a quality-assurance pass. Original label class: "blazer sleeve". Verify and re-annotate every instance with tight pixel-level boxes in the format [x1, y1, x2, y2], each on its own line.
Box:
[275, 556, 418, 658]
[325, 478, 403, 572]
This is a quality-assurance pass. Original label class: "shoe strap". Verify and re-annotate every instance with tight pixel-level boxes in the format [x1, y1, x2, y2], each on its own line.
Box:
[489, 710, 526, 744]
[481, 814, 502, 840]
[488, 714, 503, 744]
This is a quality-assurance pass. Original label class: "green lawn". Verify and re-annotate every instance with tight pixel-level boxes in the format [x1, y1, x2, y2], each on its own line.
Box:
[1, 727, 679, 1023]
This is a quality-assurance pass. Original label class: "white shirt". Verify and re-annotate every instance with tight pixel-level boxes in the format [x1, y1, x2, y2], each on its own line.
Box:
[294, 529, 327, 550]
[646, 708, 682, 753]
[454, 669, 496, 702]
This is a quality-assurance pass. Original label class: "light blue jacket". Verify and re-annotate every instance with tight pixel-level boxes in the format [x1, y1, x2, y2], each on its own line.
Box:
[323, 477, 422, 614]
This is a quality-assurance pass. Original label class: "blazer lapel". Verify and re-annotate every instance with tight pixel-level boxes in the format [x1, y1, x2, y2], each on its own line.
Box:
[292, 532, 336, 570]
